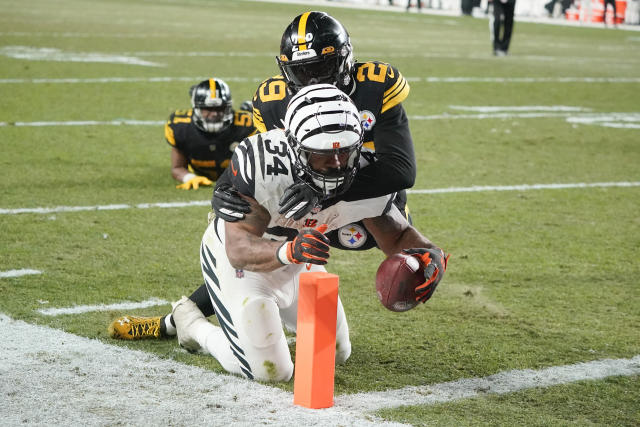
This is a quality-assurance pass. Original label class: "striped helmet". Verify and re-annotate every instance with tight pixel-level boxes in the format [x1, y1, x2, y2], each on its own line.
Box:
[284, 84, 363, 197]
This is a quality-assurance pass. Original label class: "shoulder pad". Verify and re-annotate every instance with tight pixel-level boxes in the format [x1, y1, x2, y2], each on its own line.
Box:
[353, 62, 409, 113]
[252, 75, 290, 133]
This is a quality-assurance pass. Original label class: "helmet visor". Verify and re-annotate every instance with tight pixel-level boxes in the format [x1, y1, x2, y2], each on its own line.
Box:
[280, 56, 340, 89]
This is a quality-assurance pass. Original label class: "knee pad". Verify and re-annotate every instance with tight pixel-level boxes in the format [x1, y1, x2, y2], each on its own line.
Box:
[239, 298, 292, 382]
[240, 298, 284, 349]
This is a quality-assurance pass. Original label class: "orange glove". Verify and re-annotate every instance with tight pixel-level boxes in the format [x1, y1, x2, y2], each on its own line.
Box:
[402, 248, 450, 303]
[277, 224, 329, 265]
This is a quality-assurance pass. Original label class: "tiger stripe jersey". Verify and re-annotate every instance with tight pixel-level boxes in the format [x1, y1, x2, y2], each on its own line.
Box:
[165, 108, 255, 181]
[228, 129, 394, 241]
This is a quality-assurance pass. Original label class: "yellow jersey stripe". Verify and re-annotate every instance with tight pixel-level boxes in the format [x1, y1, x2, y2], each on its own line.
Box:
[164, 122, 176, 146]
[382, 75, 410, 113]
[297, 12, 311, 51]
[253, 108, 266, 133]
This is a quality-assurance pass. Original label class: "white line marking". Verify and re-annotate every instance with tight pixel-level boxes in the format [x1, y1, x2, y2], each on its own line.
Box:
[567, 113, 640, 129]
[0, 46, 163, 67]
[0, 119, 164, 127]
[0, 269, 42, 278]
[410, 111, 640, 124]
[0, 200, 209, 215]
[448, 105, 590, 112]
[9, 111, 638, 127]
[1, 313, 638, 425]
[407, 182, 640, 194]
[1, 76, 639, 85]
[37, 298, 169, 316]
[1, 183, 638, 215]
[338, 355, 640, 412]
[421, 77, 640, 83]
[0, 313, 402, 426]
[0, 76, 259, 84]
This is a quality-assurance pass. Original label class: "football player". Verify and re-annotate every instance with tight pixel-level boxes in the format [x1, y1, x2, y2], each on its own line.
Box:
[168, 85, 447, 381]
[108, 12, 417, 341]
[167, 78, 255, 190]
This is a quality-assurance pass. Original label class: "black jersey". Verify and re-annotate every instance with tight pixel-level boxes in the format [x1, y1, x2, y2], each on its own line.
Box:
[252, 61, 416, 201]
[165, 109, 254, 181]
[247, 62, 415, 251]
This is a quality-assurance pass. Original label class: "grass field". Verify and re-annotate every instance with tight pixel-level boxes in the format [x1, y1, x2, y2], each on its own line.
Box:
[1, 0, 639, 425]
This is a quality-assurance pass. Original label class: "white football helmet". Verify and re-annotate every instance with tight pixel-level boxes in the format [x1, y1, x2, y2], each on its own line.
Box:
[284, 84, 363, 197]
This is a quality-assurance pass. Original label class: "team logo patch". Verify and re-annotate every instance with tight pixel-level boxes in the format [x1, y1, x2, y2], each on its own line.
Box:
[360, 110, 376, 131]
[338, 223, 368, 249]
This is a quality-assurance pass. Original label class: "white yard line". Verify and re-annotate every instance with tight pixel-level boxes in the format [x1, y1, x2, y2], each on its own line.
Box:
[1, 76, 639, 84]
[0, 46, 163, 67]
[1, 182, 638, 215]
[448, 105, 590, 112]
[36, 298, 169, 316]
[408, 181, 640, 194]
[3, 111, 639, 127]
[0, 119, 164, 127]
[1, 313, 638, 425]
[0, 269, 42, 278]
[0, 200, 209, 215]
[338, 355, 640, 412]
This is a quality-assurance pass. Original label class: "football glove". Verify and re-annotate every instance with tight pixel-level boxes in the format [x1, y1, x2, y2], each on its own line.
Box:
[176, 175, 213, 190]
[402, 248, 450, 303]
[212, 183, 251, 222]
[278, 181, 320, 220]
[277, 224, 329, 265]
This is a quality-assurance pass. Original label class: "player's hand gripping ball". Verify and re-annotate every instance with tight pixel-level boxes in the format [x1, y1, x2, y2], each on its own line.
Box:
[375, 253, 425, 312]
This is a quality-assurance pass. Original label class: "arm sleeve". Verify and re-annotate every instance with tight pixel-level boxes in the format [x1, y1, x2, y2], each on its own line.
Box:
[343, 104, 416, 201]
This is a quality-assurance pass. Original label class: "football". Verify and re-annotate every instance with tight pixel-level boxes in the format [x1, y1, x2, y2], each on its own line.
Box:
[375, 253, 425, 312]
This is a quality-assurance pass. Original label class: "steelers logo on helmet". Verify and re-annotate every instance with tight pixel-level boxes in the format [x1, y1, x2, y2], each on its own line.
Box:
[277, 11, 354, 92]
[360, 110, 376, 131]
[338, 223, 368, 249]
[284, 83, 363, 198]
[190, 78, 233, 133]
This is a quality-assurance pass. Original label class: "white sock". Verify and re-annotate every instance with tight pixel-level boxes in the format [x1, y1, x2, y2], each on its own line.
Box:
[163, 314, 177, 336]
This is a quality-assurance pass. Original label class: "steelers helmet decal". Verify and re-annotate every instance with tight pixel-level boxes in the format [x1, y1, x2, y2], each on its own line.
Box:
[277, 11, 354, 92]
[190, 78, 233, 133]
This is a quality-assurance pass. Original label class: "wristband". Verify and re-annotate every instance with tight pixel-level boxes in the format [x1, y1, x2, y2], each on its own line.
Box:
[276, 242, 292, 265]
[181, 173, 197, 183]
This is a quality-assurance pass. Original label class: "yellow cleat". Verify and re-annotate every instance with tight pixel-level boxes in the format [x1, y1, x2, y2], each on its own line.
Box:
[108, 316, 163, 340]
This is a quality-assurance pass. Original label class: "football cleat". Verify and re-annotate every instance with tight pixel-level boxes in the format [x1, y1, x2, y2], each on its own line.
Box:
[171, 296, 207, 353]
[108, 315, 163, 340]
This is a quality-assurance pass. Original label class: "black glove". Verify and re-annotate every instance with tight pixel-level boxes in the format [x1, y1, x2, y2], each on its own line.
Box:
[277, 224, 330, 265]
[278, 181, 320, 220]
[402, 248, 450, 303]
[212, 183, 251, 222]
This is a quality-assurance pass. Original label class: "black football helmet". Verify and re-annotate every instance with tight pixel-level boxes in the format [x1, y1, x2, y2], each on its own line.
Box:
[276, 11, 354, 93]
[189, 78, 233, 133]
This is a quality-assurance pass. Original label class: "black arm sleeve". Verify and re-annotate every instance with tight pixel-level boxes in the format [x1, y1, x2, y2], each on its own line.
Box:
[343, 104, 416, 201]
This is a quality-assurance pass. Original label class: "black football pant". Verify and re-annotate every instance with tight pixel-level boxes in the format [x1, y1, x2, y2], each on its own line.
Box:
[493, 0, 516, 53]
[604, 0, 616, 22]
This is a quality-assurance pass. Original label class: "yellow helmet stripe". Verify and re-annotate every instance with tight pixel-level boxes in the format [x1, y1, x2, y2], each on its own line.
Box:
[297, 12, 311, 51]
[209, 78, 217, 99]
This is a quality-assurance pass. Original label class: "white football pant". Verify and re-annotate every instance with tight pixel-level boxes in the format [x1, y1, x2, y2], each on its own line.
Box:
[196, 217, 351, 382]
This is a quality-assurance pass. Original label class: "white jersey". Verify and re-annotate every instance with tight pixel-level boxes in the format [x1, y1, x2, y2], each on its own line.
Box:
[229, 129, 394, 240]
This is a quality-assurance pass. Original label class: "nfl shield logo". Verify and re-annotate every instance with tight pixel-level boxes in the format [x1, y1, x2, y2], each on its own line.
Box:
[235, 269, 244, 278]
